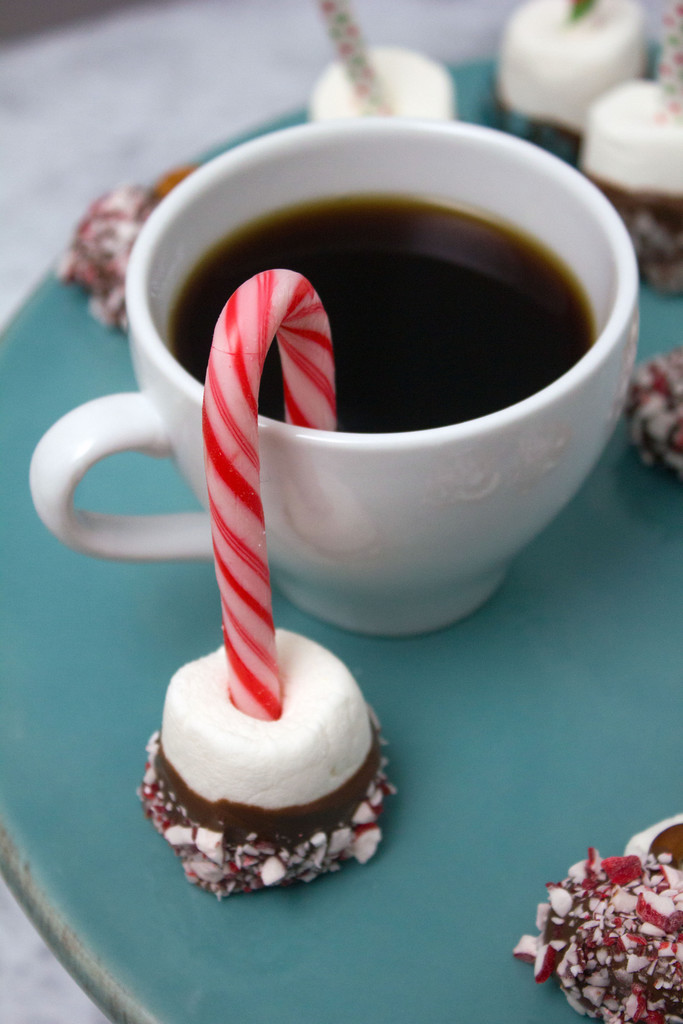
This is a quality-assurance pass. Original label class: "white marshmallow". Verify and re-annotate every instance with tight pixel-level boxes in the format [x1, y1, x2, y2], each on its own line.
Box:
[160, 629, 372, 809]
[624, 814, 683, 862]
[309, 45, 455, 121]
[581, 79, 683, 193]
[497, 0, 646, 133]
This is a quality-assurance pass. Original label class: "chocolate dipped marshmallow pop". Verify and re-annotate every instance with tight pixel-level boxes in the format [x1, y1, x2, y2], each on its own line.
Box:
[57, 165, 196, 329]
[496, 0, 646, 160]
[625, 346, 683, 480]
[514, 821, 683, 1023]
[309, 0, 455, 121]
[581, 0, 683, 292]
[139, 270, 392, 896]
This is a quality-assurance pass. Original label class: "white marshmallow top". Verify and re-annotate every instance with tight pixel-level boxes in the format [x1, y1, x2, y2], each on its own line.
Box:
[160, 629, 373, 809]
[497, 0, 646, 133]
[581, 80, 683, 194]
[624, 814, 683, 862]
[309, 45, 455, 121]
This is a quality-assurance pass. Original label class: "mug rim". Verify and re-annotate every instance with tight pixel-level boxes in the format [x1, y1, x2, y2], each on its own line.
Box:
[126, 118, 638, 451]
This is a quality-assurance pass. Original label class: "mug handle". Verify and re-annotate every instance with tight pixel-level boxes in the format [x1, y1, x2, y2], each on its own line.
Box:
[29, 392, 212, 560]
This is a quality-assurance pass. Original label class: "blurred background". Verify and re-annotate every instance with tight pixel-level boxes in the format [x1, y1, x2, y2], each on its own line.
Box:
[0, 1, 663, 1022]
[0, 0, 544, 331]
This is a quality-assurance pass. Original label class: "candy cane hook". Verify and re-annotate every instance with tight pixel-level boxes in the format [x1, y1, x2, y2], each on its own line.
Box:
[202, 270, 337, 720]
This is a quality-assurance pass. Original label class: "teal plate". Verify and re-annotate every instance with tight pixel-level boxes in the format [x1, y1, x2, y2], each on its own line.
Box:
[1, 59, 682, 1024]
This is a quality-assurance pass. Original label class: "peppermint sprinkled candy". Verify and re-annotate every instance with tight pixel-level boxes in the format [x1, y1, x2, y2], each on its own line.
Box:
[317, 0, 391, 114]
[658, 0, 683, 124]
[626, 347, 683, 480]
[57, 165, 196, 329]
[57, 185, 157, 329]
[514, 846, 683, 1022]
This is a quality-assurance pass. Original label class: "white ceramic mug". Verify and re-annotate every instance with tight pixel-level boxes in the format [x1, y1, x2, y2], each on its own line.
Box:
[30, 119, 638, 635]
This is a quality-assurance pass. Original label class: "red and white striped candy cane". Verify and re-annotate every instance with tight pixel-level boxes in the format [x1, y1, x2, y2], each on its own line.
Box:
[202, 269, 336, 720]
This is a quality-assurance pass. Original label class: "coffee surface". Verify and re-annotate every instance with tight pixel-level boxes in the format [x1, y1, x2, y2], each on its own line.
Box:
[170, 196, 593, 432]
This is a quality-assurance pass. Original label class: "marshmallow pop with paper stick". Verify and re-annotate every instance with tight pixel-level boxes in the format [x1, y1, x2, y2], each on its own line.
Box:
[496, 0, 646, 161]
[309, 0, 455, 121]
[581, 0, 683, 292]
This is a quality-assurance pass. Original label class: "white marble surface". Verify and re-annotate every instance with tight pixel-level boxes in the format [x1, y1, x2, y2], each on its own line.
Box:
[0, 1, 662, 1021]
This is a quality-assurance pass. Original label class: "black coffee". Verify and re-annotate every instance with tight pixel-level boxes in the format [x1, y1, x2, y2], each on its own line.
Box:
[170, 196, 593, 432]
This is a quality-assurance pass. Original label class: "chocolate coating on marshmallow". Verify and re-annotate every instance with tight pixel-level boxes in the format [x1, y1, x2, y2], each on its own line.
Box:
[497, 0, 645, 134]
[625, 815, 683, 865]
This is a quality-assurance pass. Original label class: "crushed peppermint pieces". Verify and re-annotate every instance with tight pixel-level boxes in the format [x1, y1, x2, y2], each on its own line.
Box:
[514, 848, 683, 1023]
[57, 185, 157, 329]
[139, 731, 394, 898]
[626, 347, 683, 481]
[57, 165, 196, 330]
